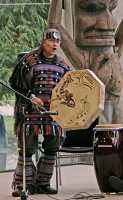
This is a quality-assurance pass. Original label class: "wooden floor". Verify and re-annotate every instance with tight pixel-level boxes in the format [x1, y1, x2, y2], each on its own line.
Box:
[0, 165, 123, 200]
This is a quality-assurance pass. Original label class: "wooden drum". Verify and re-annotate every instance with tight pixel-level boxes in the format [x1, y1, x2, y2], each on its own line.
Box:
[93, 124, 123, 193]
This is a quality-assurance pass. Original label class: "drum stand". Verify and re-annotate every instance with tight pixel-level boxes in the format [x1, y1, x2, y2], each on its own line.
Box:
[19, 107, 58, 200]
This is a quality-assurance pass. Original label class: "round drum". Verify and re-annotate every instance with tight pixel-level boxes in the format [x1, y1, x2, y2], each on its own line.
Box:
[93, 124, 123, 193]
[50, 69, 105, 129]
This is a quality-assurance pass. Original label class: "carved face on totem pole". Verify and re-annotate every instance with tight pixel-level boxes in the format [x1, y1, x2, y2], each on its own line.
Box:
[74, 0, 119, 47]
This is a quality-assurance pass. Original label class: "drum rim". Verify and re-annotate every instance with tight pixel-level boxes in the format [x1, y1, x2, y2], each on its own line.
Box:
[93, 127, 123, 131]
[95, 124, 123, 128]
[93, 124, 123, 131]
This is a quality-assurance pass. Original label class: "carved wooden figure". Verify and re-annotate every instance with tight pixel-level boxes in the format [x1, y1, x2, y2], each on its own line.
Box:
[48, 0, 123, 123]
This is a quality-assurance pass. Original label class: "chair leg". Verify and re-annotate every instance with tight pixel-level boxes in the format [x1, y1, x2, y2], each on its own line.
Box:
[55, 151, 62, 191]
[57, 152, 62, 186]
[55, 153, 59, 191]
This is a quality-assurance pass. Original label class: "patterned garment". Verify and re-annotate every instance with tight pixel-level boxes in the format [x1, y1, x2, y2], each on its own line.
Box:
[12, 154, 36, 189]
[36, 154, 56, 186]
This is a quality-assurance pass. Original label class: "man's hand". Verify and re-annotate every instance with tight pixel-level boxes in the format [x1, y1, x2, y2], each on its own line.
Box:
[31, 96, 44, 106]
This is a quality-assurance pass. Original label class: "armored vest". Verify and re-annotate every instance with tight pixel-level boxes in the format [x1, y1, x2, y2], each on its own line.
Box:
[26, 51, 69, 109]
[10, 49, 70, 111]
[31, 57, 67, 98]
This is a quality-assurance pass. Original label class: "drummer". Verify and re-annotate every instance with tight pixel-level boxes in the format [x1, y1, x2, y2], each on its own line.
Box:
[9, 28, 71, 197]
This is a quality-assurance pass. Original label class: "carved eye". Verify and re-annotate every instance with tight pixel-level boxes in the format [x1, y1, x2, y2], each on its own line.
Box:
[78, 1, 106, 13]
[109, 0, 118, 11]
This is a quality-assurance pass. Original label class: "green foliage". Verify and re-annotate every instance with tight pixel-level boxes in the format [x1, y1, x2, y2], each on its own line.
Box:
[0, 0, 50, 102]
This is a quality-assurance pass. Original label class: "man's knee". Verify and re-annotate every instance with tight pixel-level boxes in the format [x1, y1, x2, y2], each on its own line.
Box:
[42, 135, 58, 155]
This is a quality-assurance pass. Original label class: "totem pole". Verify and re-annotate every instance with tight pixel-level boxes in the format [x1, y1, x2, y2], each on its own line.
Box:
[48, 0, 123, 124]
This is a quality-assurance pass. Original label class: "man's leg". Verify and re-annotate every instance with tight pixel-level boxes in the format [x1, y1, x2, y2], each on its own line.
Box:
[12, 153, 36, 197]
[36, 133, 58, 194]
[12, 127, 38, 197]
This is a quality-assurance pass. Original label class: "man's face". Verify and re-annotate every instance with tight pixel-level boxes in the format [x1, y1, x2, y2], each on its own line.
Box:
[42, 38, 60, 58]
[74, 0, 119, 47]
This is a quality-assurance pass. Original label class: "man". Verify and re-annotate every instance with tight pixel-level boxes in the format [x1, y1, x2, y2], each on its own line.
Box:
[9, 28, 70, 196]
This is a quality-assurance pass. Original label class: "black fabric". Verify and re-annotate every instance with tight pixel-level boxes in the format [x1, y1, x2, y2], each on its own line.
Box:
[62, 118, 99, 147]
[42, 135, 58, 155]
